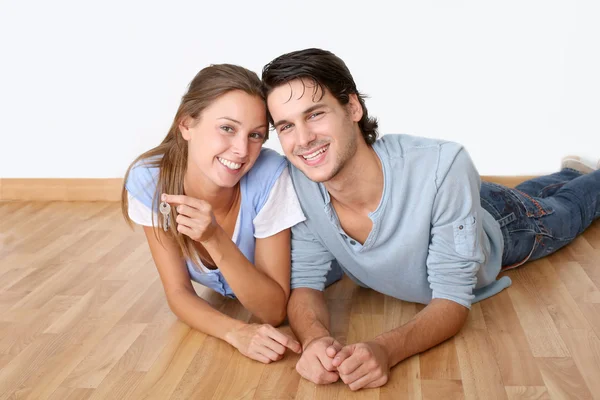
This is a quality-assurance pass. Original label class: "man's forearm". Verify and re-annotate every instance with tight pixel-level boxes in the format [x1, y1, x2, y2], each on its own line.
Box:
[287, 288, 332, 348]
[374, 298, 469, 367]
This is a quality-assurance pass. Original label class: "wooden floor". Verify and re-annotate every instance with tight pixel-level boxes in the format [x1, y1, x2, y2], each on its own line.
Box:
[1, 202, 600, 400]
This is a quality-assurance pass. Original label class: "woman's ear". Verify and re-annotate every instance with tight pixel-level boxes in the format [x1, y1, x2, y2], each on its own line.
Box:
[179, 116, 194, 141]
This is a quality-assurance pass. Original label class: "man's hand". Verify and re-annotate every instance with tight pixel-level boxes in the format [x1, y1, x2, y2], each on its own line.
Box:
[296, 336, 343, 384]
[331, 341, 390, 391]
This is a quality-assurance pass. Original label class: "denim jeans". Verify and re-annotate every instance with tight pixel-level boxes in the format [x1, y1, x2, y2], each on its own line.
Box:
[480, 169, 600, 269]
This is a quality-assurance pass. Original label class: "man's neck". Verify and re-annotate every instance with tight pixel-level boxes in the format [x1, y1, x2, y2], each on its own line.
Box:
[324, 142, 383, 214]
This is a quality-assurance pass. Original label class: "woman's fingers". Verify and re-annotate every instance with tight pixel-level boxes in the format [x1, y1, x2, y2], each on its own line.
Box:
[261, 325, 302, 353]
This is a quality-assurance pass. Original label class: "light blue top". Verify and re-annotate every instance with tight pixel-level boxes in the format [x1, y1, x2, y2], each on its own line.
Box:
[289, 134, 511, 308]
[126, 148, 288, 298]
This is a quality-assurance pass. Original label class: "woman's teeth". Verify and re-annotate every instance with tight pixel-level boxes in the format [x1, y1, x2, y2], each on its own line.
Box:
[218, 157, 242, 170]
[302, 146, 328, 160]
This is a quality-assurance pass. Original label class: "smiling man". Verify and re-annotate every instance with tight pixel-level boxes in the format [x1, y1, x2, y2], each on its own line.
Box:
[261, 48, 600, 391]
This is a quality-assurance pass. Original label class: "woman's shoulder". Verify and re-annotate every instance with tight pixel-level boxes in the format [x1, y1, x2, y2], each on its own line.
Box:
[252, 148, 287, 170]
[243, 148, 288, 210]
[245, 148, 287, 183]
[125, 156, 162, 208]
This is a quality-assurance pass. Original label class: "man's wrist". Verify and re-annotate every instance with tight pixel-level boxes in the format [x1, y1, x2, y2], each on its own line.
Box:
[373, 332, 403, 367]
[301, 331, 332, 351]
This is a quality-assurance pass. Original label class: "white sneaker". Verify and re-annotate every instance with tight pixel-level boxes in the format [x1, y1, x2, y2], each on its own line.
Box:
[561, 155, 596, 174]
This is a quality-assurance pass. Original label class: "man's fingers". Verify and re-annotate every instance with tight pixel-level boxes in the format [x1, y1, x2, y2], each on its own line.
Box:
[331, 344, 354, 368]
[336, 352, 363, 376]
[325, 339, 344, 358]
[348, 371, 378, 391]
[339, 360, 369, 385]
[317, 370, 340, 384]
[364, 375, 389, 389]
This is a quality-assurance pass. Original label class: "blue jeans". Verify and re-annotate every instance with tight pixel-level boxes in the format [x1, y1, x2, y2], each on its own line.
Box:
[480, 169, 600, 269]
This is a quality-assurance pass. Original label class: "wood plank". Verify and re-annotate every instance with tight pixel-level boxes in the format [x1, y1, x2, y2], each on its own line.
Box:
[421, 379, 464, 400]
[454, 329, 507, 400]
[552, 261, 600, 303]
[126, 329, 203, 399]
[504, 386, 550, 400]
[0, 179, 123, 201]
[481, 291, 544, 385]
[558, 329, 600, 397]
[62, 323, 146, 388]
[209, 350, 266, 400]
[516, 259, 591, 330]
[506, 268, 570, 357]
[48, 387, 94, 400]
[419, 337, 461, 381]
[380, 300, 422, 400]
[536, 357, 593, 399]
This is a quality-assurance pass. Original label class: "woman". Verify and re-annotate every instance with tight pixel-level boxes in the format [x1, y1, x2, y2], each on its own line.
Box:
[121, 64, 305, 364]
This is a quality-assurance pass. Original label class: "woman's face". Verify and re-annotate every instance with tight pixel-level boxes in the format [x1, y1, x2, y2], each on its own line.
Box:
[180, 90, 268, 189]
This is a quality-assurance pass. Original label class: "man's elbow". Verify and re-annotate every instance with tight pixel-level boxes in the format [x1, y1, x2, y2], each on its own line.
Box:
[430, 297, 470, 335]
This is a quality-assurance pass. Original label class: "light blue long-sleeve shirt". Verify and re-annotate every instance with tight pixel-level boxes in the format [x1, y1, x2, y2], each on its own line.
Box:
[289, 134, 512, 309]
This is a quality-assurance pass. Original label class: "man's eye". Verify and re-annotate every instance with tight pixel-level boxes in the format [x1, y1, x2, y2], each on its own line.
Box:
[280, 124, 293, 132]
[309, 112, 323, 119]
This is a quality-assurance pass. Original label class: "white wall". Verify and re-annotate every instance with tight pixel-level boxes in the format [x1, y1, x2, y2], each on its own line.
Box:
[1, 0, 599, 178]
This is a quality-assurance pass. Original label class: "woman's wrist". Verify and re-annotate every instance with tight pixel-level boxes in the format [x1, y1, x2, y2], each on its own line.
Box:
[223, 320, 247, 347]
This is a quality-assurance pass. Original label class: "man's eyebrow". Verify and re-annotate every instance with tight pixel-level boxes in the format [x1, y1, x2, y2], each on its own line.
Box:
[273, 104, 326, 127]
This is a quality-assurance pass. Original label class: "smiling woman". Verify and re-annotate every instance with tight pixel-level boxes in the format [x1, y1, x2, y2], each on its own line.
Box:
[119, 64, 315, 364]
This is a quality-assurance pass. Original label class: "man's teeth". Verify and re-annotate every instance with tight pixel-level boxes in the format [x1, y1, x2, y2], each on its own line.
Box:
[302, 146, 328, 160]
[218, 157, 242, 170]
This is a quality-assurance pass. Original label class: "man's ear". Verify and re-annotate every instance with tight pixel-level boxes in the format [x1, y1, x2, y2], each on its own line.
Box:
[179, 116, 194, 141]
[347, 94, 364, 122]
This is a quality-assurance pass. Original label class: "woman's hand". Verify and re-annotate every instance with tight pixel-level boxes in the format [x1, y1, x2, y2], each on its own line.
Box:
[225, 323, 302, 364]
[162, 194, 219, 243]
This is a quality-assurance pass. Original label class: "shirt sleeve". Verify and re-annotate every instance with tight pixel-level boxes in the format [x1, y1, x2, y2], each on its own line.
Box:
[127, 192, 156, 226]
[253, 167, 306, 238]
[426, 146, 487, 309]
[290, 220, 336, 291]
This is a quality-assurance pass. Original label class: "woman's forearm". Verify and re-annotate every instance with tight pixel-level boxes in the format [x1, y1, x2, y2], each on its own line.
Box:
[201, 228, 287, 325]
[167, 287, 245, 343]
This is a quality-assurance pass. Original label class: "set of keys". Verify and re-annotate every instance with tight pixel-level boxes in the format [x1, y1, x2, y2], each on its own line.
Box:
[159, 200, 171, 232]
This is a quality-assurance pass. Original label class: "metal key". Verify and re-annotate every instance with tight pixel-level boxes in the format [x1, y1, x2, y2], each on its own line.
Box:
[159, 201, 171, 232]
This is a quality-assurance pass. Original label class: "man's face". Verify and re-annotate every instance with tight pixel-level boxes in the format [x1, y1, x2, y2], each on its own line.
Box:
[267, 79, 363, 183]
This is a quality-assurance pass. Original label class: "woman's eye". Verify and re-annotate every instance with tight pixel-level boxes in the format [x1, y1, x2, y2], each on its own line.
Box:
[221, 126, 234, 133]
[250, 132, 265, 140]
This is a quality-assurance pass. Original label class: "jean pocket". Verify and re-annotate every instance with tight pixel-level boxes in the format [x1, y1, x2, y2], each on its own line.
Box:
[511, 189, 555, 218]
[453, 215, 477, 256]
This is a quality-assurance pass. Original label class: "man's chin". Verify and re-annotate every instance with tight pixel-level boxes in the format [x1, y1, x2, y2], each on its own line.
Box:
[298, 166, 335, 183]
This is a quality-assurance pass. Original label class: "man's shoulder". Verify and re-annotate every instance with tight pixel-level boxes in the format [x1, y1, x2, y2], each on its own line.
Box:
[375, 133, 463, 156]
[288, 163, 320, 192]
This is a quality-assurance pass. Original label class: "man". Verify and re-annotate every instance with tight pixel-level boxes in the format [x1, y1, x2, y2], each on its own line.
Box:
[261, 48, 600, 391]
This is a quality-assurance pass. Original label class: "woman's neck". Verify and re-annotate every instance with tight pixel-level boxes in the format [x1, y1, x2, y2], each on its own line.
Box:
[183, 167, 238, 215]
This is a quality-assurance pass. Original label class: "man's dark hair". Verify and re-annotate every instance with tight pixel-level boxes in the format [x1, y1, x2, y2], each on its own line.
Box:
[262, 48, 378, 145]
